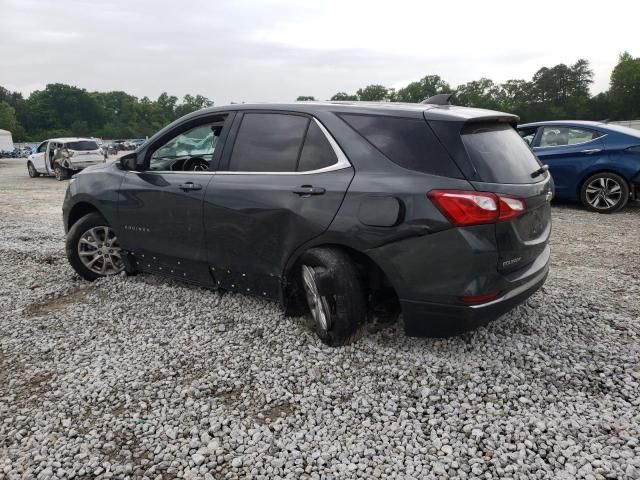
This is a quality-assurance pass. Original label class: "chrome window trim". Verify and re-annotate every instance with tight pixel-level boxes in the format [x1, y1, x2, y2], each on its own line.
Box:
[217, 117, 352, 175]
[126, 117, 352, 176]
[142, 170, 215, 175]
[535, 130, 608, 150]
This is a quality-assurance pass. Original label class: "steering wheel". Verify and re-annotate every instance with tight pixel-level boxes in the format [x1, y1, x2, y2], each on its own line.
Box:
[183, 157, 209, 172]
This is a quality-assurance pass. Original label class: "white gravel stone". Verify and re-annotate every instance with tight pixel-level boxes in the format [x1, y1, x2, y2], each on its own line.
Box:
[0, 159, 639, 479]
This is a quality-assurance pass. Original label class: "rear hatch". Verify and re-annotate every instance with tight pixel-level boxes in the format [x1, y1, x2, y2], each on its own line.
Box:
[428, 118, 553, 274]
[65, 140, 104, 167]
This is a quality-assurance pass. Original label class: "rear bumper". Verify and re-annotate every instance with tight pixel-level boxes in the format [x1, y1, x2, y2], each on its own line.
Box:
[401, 256, 549, 337]
[68, 160, 104, 170]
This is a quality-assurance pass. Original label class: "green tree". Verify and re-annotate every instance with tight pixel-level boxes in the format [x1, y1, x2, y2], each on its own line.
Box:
[395, 75, 451, 103]
[0, 101, 18, 133]
[296, 96, 316, 101]
[174, 94, 214, 118]
[25, 83, 103, 138]
[609, 52, 640, 120]
[356, 84, 389, 101]
[455, 78, 500, 109]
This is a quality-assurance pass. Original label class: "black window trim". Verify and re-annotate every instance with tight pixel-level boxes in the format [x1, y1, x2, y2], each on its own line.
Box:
[218, 111, 351, 175]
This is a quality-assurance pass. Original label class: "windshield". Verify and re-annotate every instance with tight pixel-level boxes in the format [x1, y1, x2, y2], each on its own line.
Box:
[65, 141, 99, 151]
[462, 123, 543, 184]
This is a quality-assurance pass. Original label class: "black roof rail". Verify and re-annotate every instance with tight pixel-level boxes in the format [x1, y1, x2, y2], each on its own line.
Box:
[420, 93, 453, 105]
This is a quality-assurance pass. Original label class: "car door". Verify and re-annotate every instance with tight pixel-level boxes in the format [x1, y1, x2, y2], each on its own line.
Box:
[31, 141, 48, 172]
[533, 126, 606, 198]
[116, 113, 233, 286]
[203, 111, 354, 298]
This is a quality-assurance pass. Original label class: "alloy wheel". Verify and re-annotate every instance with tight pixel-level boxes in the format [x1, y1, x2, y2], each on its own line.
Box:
[301, 265, 332, 332]
[77, 226, 125, 276]
[585, 177, 622, 210]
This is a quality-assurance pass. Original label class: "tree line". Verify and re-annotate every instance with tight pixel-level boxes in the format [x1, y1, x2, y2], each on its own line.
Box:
[0, 85, 214, 142]
[300, 52, 640, 123]
[1, 52, 638, 142]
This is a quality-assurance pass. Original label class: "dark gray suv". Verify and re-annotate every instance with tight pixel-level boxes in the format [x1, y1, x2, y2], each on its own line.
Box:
[63, 100, 552, 346]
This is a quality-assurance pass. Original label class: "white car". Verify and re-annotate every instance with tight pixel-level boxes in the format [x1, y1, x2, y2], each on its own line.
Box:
[27, 137, 106, 180]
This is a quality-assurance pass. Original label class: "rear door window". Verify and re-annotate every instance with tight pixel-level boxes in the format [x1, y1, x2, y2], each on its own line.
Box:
[297, 121, 337, 171]
[339, 114, 462, 177]
[538, 127, 602, 147]
[229, 113, 309, 172]
[461, 123, 543, 184]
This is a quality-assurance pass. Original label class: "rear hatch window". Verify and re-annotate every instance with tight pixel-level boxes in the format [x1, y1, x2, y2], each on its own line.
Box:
[461, 123, 543, 184]
[65, 141, 99, 151]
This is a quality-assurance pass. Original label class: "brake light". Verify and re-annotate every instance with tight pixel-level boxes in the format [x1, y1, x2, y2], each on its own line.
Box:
[427, 190, 526, 226]
[460, 291, 500, 304]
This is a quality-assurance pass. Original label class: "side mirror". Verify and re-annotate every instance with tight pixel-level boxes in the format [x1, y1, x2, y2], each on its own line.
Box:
[120, 153, 141, 171]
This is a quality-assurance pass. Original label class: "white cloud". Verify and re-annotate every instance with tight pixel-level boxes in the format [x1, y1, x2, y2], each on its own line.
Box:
[0, 0, 637, 103]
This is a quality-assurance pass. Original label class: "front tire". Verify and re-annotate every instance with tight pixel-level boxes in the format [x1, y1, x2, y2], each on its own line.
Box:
[580, 172, 629, 213]
[298, 248, 367, 347]
[66, 212, 126, 281]
[27, 162, 39, 178]
[54, 165, 69, 181]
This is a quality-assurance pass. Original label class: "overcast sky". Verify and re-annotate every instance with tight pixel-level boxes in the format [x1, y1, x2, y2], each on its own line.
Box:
[1, 0, 638, 105]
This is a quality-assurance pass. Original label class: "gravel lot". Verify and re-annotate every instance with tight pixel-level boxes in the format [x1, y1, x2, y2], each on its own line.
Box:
[1, 158, 639, 480]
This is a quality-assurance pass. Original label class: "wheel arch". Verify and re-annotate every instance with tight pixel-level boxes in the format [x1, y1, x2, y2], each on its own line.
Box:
[66, 200, 105, 232]
[282, 241, 400, 309]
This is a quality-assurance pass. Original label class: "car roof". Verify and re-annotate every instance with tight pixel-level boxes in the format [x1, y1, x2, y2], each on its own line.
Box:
[518, 120, 606, 128]
[189, 101, 519, 123]
[47, 137, 98, 143]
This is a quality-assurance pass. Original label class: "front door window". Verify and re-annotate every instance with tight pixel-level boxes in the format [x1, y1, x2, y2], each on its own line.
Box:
[149, 121, 225, 172]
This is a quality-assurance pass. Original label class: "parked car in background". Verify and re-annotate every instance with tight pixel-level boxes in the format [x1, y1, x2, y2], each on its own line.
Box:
[27, 138, 105, 180]
[518, 121, 640, 213]
[63, 100, 552, 345]
[130, 138, 146, 149]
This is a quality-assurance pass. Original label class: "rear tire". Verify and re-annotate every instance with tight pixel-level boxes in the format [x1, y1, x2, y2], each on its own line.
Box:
[580, 172, 629, 213]
[298, 247, 367, 346]
[27, 162, 39, 178]
[66, 212, 126, 281]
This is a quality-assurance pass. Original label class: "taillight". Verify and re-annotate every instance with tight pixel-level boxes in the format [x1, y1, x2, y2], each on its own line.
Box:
[427, 190, 526, 226]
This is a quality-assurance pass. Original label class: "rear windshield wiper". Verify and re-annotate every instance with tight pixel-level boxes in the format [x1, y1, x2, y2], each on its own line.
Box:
[530, 165, 549, 178]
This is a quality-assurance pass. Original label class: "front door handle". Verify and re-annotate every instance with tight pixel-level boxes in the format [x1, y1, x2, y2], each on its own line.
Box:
[581, 148, 601, 154]
[179, 182, 202, 191]
[292, 185, 326, 196]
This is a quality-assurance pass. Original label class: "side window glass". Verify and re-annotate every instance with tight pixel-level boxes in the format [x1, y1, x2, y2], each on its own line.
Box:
[149, 119, 225, 172]
[297, 121, 337, 171]
[539, 127, 599, 147]
[228, 113, 309, 172]
[340, 113, 462, 177]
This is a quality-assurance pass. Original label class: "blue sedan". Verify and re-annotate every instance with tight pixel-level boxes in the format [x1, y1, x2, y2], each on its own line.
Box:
[518, 120, 640, 213]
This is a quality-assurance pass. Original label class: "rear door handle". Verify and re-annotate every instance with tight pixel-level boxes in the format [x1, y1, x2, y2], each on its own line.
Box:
[292, 186, 326, 196]
[581, 148, 601, 154]
[179, 182, 202, 191]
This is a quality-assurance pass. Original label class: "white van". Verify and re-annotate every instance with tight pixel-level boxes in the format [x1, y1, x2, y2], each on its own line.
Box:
[27, 138, 106, 180]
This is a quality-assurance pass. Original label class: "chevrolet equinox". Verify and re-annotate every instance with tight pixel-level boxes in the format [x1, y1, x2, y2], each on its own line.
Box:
[63, 98, 552, 346]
